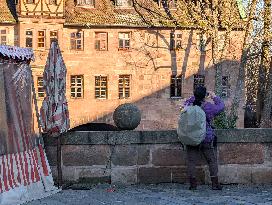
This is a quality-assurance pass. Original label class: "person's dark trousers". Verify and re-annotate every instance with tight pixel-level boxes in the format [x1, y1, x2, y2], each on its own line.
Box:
[186, 141, 221, 190]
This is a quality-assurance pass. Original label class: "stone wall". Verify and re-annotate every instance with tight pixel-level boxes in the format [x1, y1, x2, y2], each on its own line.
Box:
[44, 129, 272, 185]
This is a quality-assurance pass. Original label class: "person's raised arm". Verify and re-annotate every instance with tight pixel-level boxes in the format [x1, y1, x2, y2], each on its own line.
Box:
[209, 91, 225, 116]
[184, 96, 195, 106]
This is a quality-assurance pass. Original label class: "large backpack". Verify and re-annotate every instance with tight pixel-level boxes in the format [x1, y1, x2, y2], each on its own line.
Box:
[177, 105, 206, 146]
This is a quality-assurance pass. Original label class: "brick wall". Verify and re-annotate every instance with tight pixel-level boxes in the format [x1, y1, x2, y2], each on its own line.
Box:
[44, 129, 272, 185]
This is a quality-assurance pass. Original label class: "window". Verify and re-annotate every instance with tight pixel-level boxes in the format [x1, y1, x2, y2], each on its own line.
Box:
[0, 30, 7, 45]
[176, 34, 182, 49]
[193, 74, 205, 90]
[170, 75, 182, 98]
[218, 33, 226, 51]
[38, 30, 46, 48]
[70, 32, 83, 50]
[37, 77, 45, 98]
[170, 32, 182, 50]
[116, 0, 132, 7]
[26, 0, 35, 3]
[71, 75, 83, 98]
[158, 0, 177, 9]
[198, 34, 207, 52]
[119, 32, 130, 50]
[77, 0, 95, 6]
[49, 0, 57, 5]
[95, 32, 108, 51]
[119, 75, 130, 99]
[95, 76, 107, 99]
[26, 30, 33, 48]
[222, 76, 230, 98]
[50, 31, 58, 45]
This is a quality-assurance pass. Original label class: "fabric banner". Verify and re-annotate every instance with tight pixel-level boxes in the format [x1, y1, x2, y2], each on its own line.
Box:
[40, 41, 70, 136]
[0, 58, 57, 205]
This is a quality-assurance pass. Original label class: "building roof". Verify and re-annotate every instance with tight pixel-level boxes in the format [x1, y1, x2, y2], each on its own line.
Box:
[0, 0, 16, 23]
[64, 0, 246, 28]
[0, 0, 245, 28]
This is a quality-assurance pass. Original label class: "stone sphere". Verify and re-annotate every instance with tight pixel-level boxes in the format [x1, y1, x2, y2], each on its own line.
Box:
[113, 103, 141, 130]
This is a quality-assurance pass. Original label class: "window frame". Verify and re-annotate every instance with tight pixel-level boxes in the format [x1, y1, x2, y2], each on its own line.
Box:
[222, 76, 231, 98]
[70, 32, 84, 51]
[119, 75, 131, 99]
[77, 0, 95, 7]
[70, 75, 84, 99]
[48, 0, 57, 5]
[37, 76, 45, 99]
[95, 32, 108, 51]
[158, 0, 177, 10]
[115, 0, 133, 7]
[50, 30, 58, 45]
[37, 30, 46, 49]
[25, 29, 33, 48]
[26, 0, 35, 4]
[118, 32, 131, 50]
[0, 29, 7, 45]
[193, 74, 205, 91]
[170, 74, 182, 98]
[198, 33, 207, 52]
[95, 75, 108, 99]
[170, 32, 182, 51]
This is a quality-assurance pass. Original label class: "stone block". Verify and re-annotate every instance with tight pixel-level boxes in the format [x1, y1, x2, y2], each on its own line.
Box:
[251, 168, 272, 184]
[63, 131, 108, 145]
[62, 166, 78, 182]
[112, 145, 138, 166]
[140, 131, 179, 144]
[45, 146, 57, 166]
[111, 168, 137, 185]
[219, 143, 264, 165]
[62, 145, 111, 166]
[264, 144, 272, 166]
[137, 145, 150, 165]
[111, 145, 150, 166]
[218, 166, 252, 184]
[138, 167, 171, 184]
[216, 129, 272, 143]
[78, 168, 111, 184]
[108, 131, 141, 145]
[152, 147, 186, 166]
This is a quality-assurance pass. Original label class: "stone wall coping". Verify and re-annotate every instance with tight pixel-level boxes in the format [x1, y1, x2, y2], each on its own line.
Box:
[43, 129, 272, 146]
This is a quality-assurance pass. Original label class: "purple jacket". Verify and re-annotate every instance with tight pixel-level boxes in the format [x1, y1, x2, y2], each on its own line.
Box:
[184, 96, 225, 143]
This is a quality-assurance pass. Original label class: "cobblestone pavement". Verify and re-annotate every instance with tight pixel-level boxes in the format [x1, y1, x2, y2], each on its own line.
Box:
[24, 184, 272, 205]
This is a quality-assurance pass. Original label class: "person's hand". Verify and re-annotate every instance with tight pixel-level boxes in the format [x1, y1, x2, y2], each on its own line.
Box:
[179, 105, 184, 112]
[208, 91, 216, 98]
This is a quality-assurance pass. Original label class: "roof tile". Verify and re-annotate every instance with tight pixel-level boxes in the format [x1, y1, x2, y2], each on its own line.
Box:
[64, 0, 244, 28]
[0, 0, 16, 23]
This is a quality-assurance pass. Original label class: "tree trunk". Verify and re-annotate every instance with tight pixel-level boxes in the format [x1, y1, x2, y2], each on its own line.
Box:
[229, 0, 258, 124]
[260, 0, 272, 127]
[212, 0, 222, 96]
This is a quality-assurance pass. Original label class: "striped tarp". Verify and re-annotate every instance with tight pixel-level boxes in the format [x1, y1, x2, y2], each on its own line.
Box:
[0, 145, 57, 205]
[0, 46, 57, 205]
